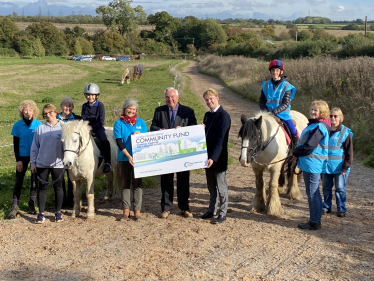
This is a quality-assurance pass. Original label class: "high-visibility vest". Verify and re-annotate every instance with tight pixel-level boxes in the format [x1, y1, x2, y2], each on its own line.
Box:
[262, 80, 296, 121]
[297, 122, 329, 174]
[325, 124, 352, 174]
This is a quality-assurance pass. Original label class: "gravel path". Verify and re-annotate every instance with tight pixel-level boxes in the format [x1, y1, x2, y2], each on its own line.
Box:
[0, 61, 373, 281]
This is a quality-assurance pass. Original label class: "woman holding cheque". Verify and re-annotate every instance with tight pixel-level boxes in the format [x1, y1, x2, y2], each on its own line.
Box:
[114, 99, 148, 221]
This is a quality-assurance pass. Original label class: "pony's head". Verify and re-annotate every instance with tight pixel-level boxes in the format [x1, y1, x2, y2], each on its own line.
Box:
[238, 114, 263, 166]
[61, 120, 90, 168]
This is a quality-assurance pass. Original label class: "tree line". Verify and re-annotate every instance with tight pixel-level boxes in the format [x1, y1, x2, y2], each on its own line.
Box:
[1, 0, 374, 59]
[0, 0, 227, 57]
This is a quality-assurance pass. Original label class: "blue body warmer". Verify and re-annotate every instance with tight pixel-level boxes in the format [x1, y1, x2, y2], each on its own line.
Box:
[325, 125, 352, 174]
[113, 118, 148, 162]
[262, 80, 296, 121]
[297, 122, 329, 174]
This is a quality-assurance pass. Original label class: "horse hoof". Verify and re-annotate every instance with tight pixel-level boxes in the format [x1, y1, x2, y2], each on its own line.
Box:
[86, 215, 95, 220]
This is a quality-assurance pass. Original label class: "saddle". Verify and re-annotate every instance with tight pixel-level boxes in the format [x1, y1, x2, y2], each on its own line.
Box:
[272, 116, 298, 154]
[90, 132, 104, 168]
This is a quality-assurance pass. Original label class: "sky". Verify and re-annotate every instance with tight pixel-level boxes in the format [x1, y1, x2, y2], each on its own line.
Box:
[1, 0, 374, 21]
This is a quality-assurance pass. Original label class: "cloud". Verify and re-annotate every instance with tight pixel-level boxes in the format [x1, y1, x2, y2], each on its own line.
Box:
[230, 0, 267, 10]
[305, 0, 326, 5]
[330, 4, 345, 12]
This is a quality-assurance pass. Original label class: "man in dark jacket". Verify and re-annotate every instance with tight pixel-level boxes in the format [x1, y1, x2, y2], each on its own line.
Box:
[198, 88, 231, 224]
[150, 87, 197, 219]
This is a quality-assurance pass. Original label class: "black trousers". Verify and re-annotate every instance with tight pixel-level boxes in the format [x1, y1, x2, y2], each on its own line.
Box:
[93, 127, 111, 164]
[160, 171, 190, 211]
[62, 170, 74, 206]
[37, 167, 64, 213]
[13, 156, 37, 201]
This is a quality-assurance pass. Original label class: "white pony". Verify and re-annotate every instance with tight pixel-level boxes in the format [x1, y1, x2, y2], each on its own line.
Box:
[121, 68, 131, 84]
[239, 110, 308, 216]
[60, 120, 118, 219]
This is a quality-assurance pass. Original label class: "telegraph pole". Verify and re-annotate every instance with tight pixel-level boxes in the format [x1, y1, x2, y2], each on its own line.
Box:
[365, 16, 367, 37]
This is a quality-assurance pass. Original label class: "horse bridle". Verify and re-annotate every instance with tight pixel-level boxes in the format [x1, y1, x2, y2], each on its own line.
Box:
[63, 131, 91, 157]
[241, 125, 281, 161]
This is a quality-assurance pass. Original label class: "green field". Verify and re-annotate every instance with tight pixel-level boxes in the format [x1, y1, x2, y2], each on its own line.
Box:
[0, 57, 207, 219]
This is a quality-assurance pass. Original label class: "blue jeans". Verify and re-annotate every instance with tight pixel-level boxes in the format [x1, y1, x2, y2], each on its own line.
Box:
[321, 172, 349, 212]
[303, 171, 322, 223]
[283, 119, 297, 135]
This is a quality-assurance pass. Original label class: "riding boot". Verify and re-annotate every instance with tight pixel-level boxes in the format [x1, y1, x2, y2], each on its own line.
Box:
[102, 143, 111, 174]
[291, 133, 299, 150]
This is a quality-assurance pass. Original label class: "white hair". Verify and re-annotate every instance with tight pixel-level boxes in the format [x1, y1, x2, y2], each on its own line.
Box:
[122, 98, 139, 113]
[164, 87, 179, 96]
[60, 97, 74, 109]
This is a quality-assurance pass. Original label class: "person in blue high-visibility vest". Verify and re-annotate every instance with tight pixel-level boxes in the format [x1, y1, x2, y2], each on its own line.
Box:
[293, 100, 331, 230]
[259, 59, 298, 148]
[321, 108, 353, 218]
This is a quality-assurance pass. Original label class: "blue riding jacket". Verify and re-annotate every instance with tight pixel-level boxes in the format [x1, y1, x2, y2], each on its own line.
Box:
[297, 122, 329, 174]
[325, 125, 353, 174]
[262, 80, 296, 121]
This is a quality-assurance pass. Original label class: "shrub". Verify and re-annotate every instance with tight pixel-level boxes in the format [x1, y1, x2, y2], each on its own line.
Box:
[0, 47, 18, 57]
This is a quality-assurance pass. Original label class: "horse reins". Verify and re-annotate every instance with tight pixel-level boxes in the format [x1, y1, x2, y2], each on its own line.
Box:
[63, 131, 91, 157]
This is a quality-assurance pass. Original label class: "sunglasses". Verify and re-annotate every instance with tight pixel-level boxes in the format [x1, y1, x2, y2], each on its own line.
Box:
[330, 115, 340, 118]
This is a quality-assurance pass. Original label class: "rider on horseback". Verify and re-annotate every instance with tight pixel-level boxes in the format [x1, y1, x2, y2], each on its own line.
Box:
[259, 59, 298, 148]
[81, 83, 111, 173]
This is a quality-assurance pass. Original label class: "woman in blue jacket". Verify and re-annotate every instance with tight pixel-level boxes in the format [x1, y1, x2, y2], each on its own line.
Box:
[322, 108, 353, 218]
[8, 100, 42, 219]
[293, 100, 331, 230]
[114, 99, 148, 220]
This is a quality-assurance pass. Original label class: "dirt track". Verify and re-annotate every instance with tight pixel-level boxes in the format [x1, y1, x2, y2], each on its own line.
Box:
[1, 61, 374, 280]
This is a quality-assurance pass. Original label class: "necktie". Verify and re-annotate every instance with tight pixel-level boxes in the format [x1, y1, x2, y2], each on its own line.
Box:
[170, 110, 175, 127]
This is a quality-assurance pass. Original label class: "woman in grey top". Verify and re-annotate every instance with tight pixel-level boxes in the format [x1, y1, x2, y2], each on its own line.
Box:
[30, 103, 65, 224]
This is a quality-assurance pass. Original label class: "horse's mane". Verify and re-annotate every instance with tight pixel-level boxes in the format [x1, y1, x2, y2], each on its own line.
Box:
[61, 120, 90, 139]
[239, 111, 273, 140]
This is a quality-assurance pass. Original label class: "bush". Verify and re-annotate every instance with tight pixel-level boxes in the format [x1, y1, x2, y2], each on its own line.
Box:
[0, 47, 18, 57]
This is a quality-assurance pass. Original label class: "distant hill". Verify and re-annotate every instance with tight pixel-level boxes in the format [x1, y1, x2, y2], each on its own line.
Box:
[0, 0, 97, 17]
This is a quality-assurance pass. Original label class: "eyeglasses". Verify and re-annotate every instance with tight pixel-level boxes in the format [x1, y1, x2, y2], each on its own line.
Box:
[330, 115, 340, 118]
[43, 111, 54, 117]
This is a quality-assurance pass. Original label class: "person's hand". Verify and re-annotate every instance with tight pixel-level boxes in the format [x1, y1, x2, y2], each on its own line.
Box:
[128, 156, 134, 166]
[200, 123, 206, 128]
[206, 159, 214, 168]
[341, 171, 346, 176]
[88, 125, 92, 131]
[31, 166, 37, 173]
[175, 126, 181, 129]
[16, 161, 23, 172]
[133, 131, 140, 135]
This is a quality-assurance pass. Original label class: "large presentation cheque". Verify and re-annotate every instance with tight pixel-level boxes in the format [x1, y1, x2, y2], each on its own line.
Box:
[131, 125, 208, 178]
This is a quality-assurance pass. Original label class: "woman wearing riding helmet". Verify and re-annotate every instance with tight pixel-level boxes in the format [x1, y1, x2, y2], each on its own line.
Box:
[81, 83, 111, 173]
[259, 59, 298, 148]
